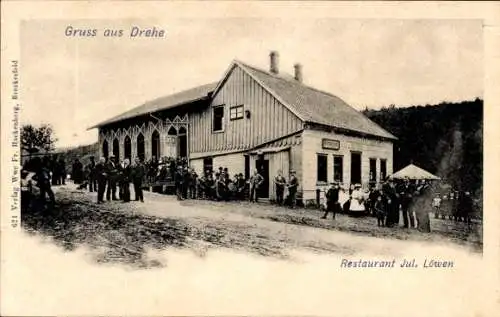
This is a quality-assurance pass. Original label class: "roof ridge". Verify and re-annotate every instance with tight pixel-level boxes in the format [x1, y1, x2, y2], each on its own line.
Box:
[236, 60, 349, 101]
[237, 60, 396, 140]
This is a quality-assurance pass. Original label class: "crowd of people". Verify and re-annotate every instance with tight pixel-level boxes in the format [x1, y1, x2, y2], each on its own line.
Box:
[142, 157, 300, 208]
[320, 177, 475, 232]
[75, 155, 148, 203]
[22, 154, 476, 234]
[431, 190, 475, 223]
[68, 155, 298, 207]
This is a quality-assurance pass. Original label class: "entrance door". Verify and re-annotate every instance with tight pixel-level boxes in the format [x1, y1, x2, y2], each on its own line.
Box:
[151, 130, 160, 159]
[350, 152, 362, 185]
[256, 158, 269, 198]
[178, 127, 187, 158]
[244, 155, 250, 180]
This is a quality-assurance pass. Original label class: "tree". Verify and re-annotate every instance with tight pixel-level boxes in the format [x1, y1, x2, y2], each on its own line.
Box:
[21, 124, 57, 154]
[364, 99, 483, 193]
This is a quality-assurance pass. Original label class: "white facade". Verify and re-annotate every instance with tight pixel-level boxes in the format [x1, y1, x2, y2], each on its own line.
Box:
[189, 129, 393, 202]
[301, 129, 393, 201]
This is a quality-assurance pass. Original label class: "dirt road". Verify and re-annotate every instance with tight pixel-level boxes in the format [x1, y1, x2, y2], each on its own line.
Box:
[21, 184, 481, 268]
[8, 184, 493, 316]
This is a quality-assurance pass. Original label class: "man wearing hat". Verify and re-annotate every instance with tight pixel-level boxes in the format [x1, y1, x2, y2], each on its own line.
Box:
[322, 181, 340, 219]
[174, 165, 185, 200]
[287, 170, 298, 208]
[382, 178, 399, 227]
[106, 155, 119, 201]
[94, 157, 108, 203]
[249, 169, 264, 203]
[86, 156, 97, 193]
[274, 170, 286, 205]
[236, 173, 246, 200]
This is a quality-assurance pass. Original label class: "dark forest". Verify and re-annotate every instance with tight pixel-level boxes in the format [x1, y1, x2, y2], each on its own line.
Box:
[363, 98, 483, 195]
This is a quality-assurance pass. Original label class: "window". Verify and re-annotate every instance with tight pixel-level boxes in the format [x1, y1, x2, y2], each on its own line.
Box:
[230, 105, 244, 120]
[369, 158, 377, 182]
[213, 106, 225, 132]
[203, 158, 213, 173]
[350, 152, 362, 184]
[317, 154, 328, 183]
[333, 155, 343, 183]
[380, 159, 387, 181]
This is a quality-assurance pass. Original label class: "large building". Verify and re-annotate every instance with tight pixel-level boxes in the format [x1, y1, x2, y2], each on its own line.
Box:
[90, 52, 396, 202]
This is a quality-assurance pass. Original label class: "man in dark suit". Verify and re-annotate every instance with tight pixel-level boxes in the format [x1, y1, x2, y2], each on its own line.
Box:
[106, 155, 119, 201]
[174, 165, 184, 201]
[287, 170, 298, 208]
[131, 157, 146, 202]
[399, 177, 416, 228]
[58, 157, 66, 185]
[322, 182, 340, 219]
[120, 158, 132, 202]
[95, 157, 108, 203]
[274, 170, 286, 205]
[87, 156, 97, 192]
[34, 157, 56, 205]
[382, 179, 399, 227]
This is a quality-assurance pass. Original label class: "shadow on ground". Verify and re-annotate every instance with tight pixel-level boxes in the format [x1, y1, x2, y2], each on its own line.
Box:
[21, 188, 481, 270]
[21, 191, 304, 269]
[181, 199, 483, 253]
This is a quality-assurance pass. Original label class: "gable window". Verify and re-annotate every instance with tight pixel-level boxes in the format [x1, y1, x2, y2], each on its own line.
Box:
[317, 154, 328, 183]
[213, 105, 225, 132]
[230, 105, 244, 120]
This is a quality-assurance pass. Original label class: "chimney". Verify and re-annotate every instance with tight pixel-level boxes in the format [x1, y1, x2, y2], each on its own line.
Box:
[269, 51, 279, 74]
[294, 63, 303, 83]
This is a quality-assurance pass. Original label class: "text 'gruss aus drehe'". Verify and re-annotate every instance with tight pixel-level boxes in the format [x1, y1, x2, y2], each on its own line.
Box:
[64, 25, 167, 38]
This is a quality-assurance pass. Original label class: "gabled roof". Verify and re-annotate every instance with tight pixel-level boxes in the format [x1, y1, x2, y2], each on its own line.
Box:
[89, 82, 218, 129]
[234, 61, 396, 140]
[91, 58, 396, 141]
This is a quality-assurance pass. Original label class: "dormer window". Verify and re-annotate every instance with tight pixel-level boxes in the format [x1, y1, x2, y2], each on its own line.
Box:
[213, 105, 225, 132]
[230, 105, 244, 120]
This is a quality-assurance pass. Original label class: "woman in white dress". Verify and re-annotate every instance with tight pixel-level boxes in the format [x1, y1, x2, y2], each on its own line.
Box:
[349, 184, 366, 216]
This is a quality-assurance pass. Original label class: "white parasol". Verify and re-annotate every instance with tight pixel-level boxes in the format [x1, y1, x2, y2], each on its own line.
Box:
[389, 164, 441, 180]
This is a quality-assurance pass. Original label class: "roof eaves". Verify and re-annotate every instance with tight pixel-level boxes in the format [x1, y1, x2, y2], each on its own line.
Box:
[305, 120, 397, 141]
[87, 89, 213, 130]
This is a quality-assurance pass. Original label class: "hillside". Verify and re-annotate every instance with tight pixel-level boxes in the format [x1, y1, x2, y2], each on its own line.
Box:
[363, 98, 483, 195]
[59, 143, 99, 166]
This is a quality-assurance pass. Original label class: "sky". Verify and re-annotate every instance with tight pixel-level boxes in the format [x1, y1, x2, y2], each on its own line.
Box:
[20, 18, 483, 148]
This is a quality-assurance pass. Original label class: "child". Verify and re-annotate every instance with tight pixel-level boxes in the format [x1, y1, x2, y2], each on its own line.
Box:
[432, 193, 442, 219]
[374, 195, 386, 227]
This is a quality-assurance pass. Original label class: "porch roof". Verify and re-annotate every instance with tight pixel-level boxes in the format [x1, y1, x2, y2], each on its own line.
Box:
[89, 82, 218, 129]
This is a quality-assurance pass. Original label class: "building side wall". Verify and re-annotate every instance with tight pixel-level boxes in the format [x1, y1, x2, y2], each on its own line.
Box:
[189, 65, 303, 155]
[190, 153, 245, 176]
[301, 129, 393, 201]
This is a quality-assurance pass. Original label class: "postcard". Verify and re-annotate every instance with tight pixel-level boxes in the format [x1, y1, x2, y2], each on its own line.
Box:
[1, 1, 500, 316]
